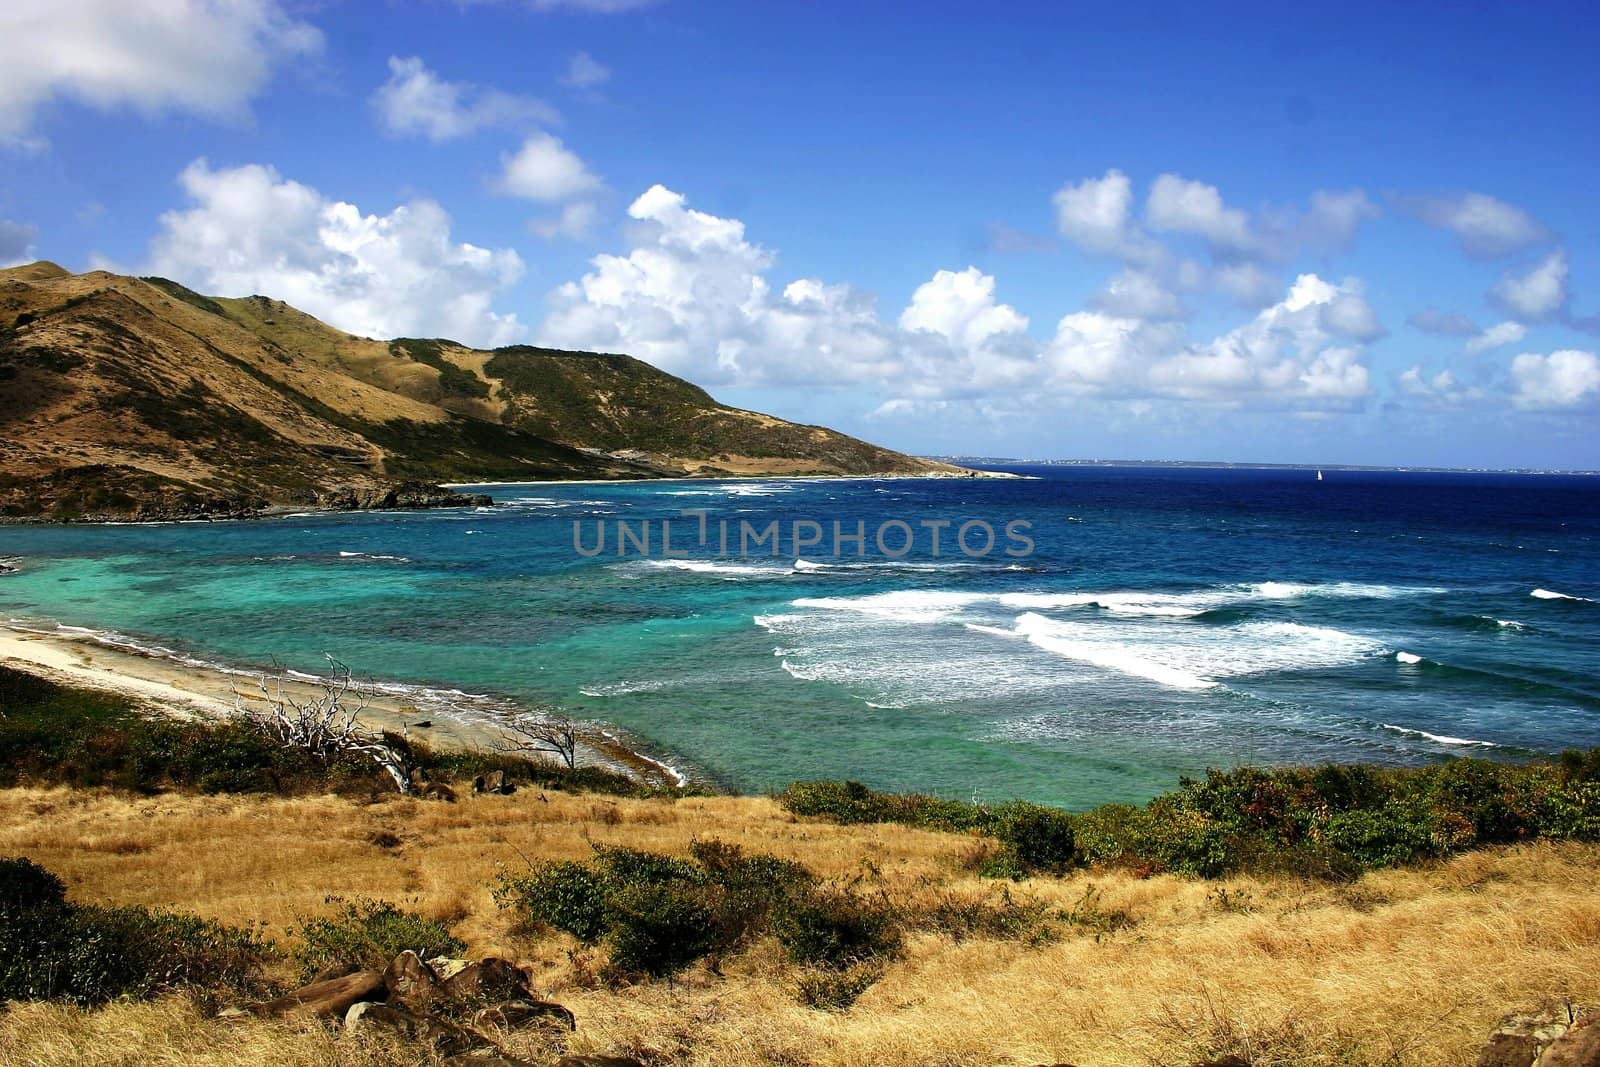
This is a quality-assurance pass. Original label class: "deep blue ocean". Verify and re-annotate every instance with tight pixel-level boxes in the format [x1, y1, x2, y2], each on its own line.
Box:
[2, 465, 1598, 808]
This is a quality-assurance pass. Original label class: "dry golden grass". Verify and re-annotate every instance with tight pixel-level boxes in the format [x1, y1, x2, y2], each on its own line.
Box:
[1, 784, 1596, 1066]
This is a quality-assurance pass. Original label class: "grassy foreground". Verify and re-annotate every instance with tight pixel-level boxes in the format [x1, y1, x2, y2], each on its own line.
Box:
[2, 662, 1599, 1065]
[1, 784, 1598, 1066]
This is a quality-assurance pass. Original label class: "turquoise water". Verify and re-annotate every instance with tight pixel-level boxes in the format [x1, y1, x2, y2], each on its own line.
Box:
[2, 465, 1598, 808]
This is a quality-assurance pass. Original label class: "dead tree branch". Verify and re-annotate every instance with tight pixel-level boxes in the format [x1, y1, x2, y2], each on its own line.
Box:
[236, 655, 415, 794]
[495, 712, 579, 771]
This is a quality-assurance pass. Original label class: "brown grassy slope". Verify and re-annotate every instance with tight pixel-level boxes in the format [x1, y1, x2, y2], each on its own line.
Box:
[1, 785, 1595, 1066]
[0, 268, 651, 516]
[0, 263, 960, 517]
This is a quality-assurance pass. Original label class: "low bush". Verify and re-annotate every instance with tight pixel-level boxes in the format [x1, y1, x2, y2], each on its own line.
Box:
[0, 857, 271, 1006]
[0, 663, 651, 799]
[781, 748, 1600, 881]
[497, 839, 896, 983]
[772, 885, 900, 969]
[908, 887, 1056, 944]
[290, 897, 464, 981]
[779, 782, 1077, 877]
[795, 962, 882, 1011]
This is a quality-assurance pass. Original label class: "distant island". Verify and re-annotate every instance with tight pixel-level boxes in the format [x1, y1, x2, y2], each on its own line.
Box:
[0, 262, 968, 522]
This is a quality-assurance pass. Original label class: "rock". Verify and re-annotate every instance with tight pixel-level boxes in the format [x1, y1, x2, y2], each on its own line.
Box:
[428, 956, 474, 982]
[247, 970, 385, 1019]
[472, 770, 514, 795]
[435, 957, 534, 1009]
[344, 1002, 486, 1056]
[1544, 1018, 1600, 1067]
[1477, 1010, 1576, 1067]
[383, 950, 438, 1012]
[471, 998, 576, 1032]
[420, 781, 459, 802]
[319, 481, 493, 513]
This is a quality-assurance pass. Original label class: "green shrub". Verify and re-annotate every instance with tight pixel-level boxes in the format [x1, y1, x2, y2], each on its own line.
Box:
[782, 751, 1600, 882]
[604, 881, 720, 977]
[290, 897, 463, 981]
[0, 857, 67, 912]
[497, 840, 834, 980]
[687, 838, 811, 948]
[772, 885, 900, 969]
[989, 802, 1078, 873]
[1320, 805, 1438, 869]
[0, 857, 271, 1005]
[495, 861, 608, 943]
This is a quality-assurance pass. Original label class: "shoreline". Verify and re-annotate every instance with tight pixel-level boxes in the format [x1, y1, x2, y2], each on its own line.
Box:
[440, 467, 1017, 489]
[0, 622, 691, 789]
[0, 468, 1013, 528]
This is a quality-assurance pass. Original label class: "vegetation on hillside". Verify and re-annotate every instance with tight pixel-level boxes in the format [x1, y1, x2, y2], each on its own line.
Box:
[2, 662, 1598, 1062]
[0, 263, 950, 520]
[0, 857, 270, 1007]
[484, 344, 931, 470]
[781, 752, 1600, 880]
[0, 664, 645, 798]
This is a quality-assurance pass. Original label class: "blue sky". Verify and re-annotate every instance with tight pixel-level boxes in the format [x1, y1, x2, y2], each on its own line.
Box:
[1, 1, 1597, 469]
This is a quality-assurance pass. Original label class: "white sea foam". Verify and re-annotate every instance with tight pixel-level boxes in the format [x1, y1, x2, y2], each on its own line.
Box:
[761, 579, 1400, 704]
[1532, 587, 1592, 601]
[636, 559, 796, 579]
[996, 615, 1216, 690]
[793, 558, 996, 574]
[1380, 723, 1501, 748]
[996, 581, 1443, 618]
[338, 551, 411, 563]
[579, 680, 670, 697]
[967, 614, 1386, 691]
[1395, 651, 1423, 664]
[791, 590, 992, 622]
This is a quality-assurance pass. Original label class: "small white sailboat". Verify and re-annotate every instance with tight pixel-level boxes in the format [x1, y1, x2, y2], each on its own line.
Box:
[1316, 470, 1324, 481]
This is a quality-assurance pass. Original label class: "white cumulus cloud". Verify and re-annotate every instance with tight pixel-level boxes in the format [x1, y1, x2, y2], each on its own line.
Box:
[373, 56, 558, 141]
[1399, 365, 1480, 406]
[1415, 192, 1547, 258]
[1509, 350, 1600, 410]
[1052, 170, 1160, 262]
[1145, 275, 1377, 405]
[496, 132, 603, 202]
[0, 0, 321, 148]
[147, 160, 526, 347]
[539, 185, 1029, 394]
[1491, 250, 1569, 321]
[1092, 269, 1184, 320]
[561, 51, 611, 89]
[1146, 174, 1256, 255]
[1464, 320, 1526, 354]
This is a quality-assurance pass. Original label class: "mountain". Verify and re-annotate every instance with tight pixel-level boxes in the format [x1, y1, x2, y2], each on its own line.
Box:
[0, 263, 964, 520]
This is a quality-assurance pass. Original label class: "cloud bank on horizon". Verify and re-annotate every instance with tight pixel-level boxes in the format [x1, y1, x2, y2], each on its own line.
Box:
[0, 0, 1595, 467]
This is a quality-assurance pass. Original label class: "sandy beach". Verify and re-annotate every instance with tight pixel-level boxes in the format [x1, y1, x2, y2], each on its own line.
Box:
[0, 624, 684, 786]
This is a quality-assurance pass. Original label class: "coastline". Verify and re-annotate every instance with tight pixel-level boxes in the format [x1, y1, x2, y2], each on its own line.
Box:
[441, 467, 1016, 489]
[0, 623, 689, 789]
